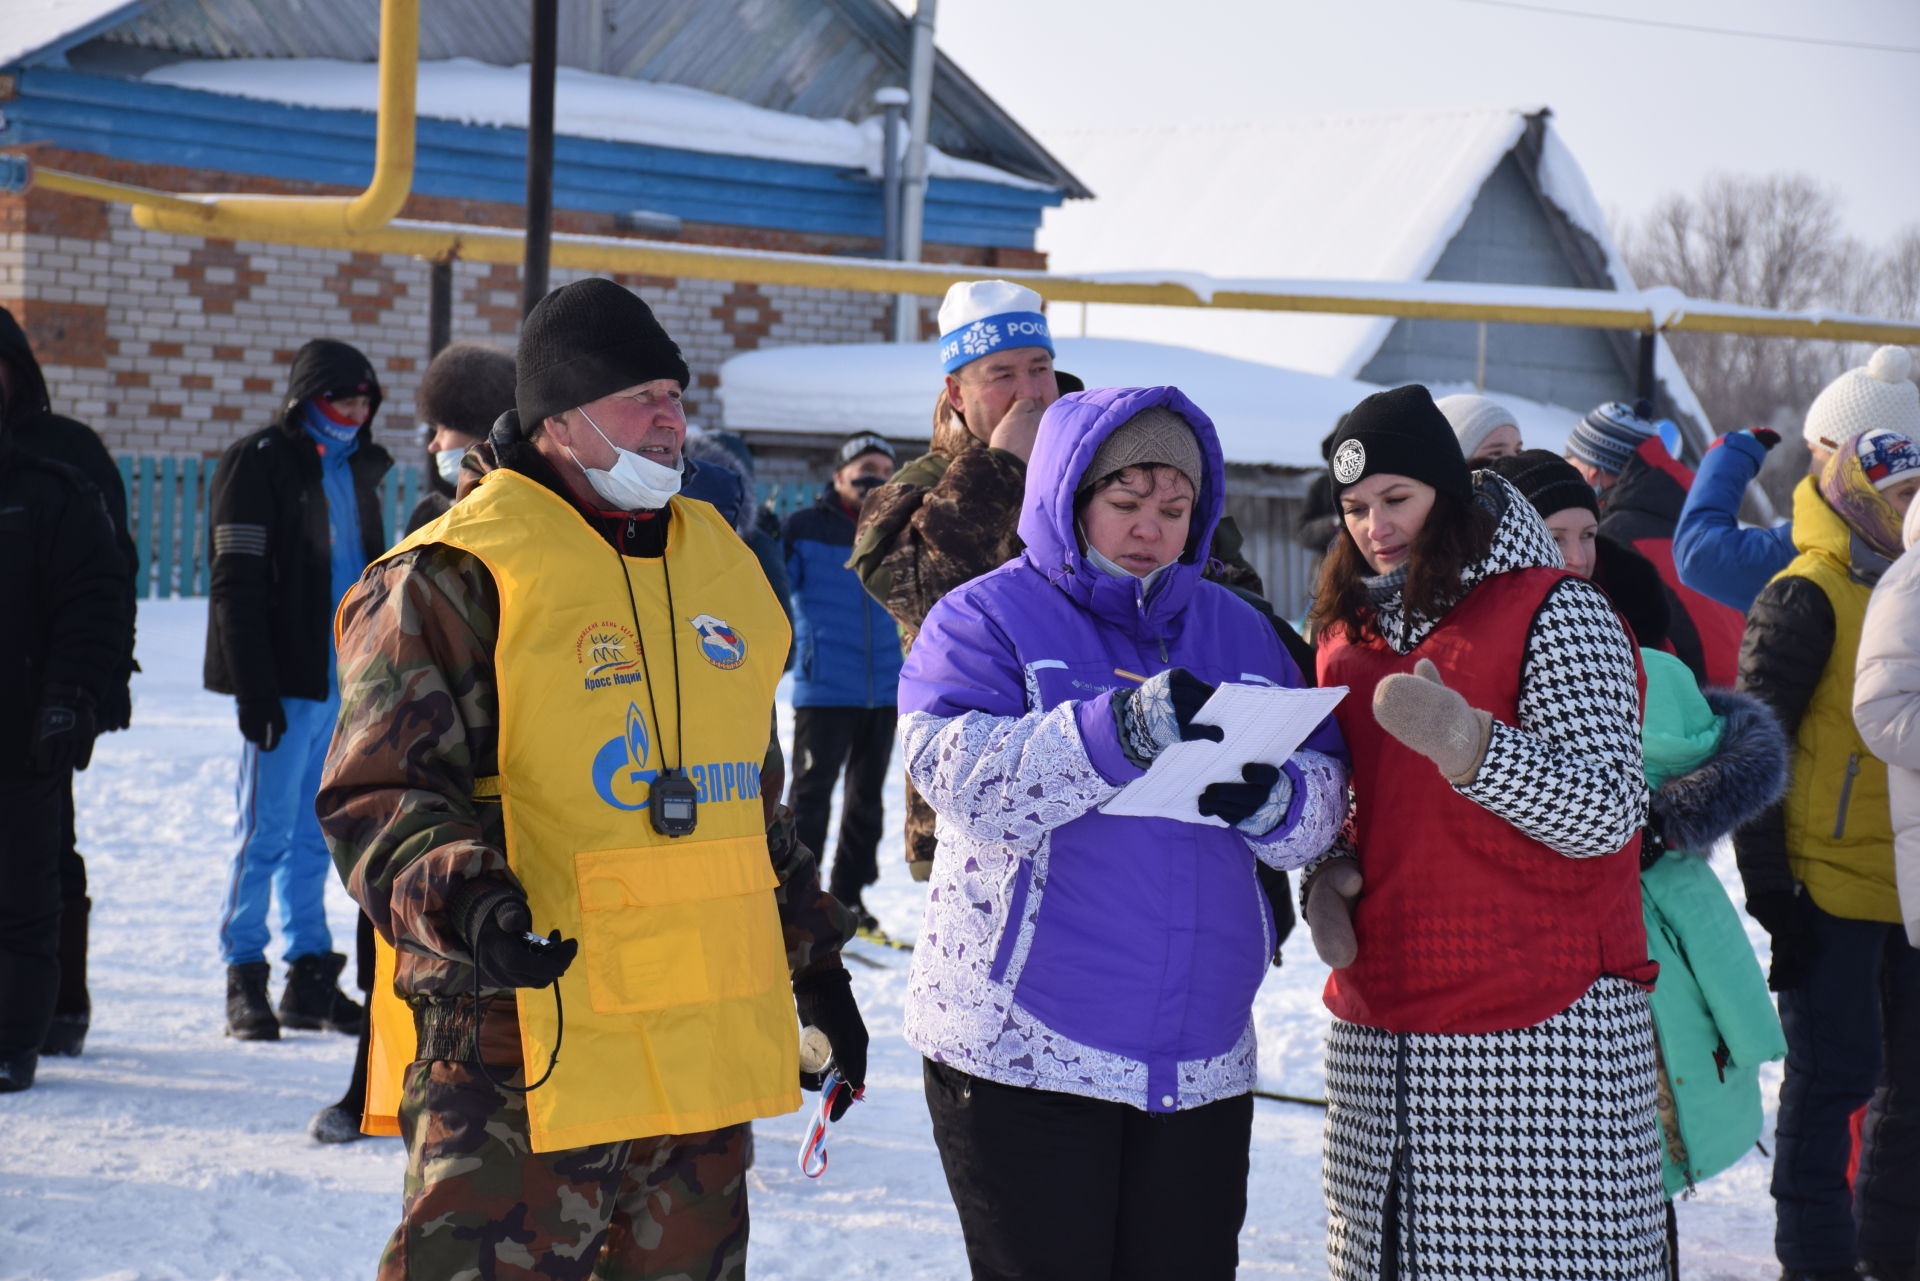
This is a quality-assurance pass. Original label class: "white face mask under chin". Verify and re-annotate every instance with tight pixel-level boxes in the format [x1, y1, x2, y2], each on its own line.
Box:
[1080, 522, 1175, 592]
[565, 407, 682, 510]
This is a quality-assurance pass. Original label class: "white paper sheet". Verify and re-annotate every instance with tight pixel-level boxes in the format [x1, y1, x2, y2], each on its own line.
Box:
[1100, 683, 1348, 826]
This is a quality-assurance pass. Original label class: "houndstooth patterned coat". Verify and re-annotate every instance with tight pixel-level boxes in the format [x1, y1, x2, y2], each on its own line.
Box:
[1318, 475, 1666, 1280]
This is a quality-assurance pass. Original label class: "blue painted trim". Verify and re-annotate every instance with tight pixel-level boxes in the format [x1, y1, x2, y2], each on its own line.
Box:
[4, 68, 1061, 248]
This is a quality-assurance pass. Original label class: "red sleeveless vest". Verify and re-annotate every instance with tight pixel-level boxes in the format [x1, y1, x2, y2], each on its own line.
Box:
[1317, 567, 1654, 1035]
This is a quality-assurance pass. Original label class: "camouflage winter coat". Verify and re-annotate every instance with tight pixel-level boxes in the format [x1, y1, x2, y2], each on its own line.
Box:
[319, 422, 851, 1003]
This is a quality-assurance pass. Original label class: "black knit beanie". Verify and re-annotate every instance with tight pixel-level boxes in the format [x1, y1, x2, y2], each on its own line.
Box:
[515, 278, 692, 428]
[1486, 449, 1599, 522]
[419, 340, 516, 438]
[1327, 384, 1470, 502]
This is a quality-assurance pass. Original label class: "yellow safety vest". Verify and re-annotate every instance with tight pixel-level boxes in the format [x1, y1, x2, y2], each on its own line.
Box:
[1772, 478, 1899, 923]
[354, 467, 797, 1151]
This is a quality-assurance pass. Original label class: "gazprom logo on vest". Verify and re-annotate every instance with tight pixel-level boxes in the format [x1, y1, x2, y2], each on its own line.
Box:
[590, 702, 763, 812]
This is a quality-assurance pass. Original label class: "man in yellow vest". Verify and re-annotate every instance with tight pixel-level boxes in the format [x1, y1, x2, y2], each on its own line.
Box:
[319, 277, 866, 1281]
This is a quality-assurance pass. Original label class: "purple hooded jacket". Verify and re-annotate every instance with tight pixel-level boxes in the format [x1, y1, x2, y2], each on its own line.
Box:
[897, 385, 1349, 1113]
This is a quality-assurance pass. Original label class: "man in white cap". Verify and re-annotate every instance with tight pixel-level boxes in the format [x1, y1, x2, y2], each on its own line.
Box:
[850, 280, 1072, 881]
[1677, 346, 1920, 611]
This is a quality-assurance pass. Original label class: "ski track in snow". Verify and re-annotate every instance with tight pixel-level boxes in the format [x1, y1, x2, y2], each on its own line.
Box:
[1, 600, 1777, 1279]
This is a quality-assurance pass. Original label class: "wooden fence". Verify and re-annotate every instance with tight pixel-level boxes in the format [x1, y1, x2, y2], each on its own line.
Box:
[118, 456, 822, 599]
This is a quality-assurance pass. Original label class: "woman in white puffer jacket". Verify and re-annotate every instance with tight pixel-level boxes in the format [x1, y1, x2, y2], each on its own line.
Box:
[1852, 496, 1920, 949]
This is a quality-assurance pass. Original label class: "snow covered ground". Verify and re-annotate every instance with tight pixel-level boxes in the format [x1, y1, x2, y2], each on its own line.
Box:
[3, 600, 1779, 1280]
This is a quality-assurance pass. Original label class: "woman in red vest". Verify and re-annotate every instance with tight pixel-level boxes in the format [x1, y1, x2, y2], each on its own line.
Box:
[1303, 384, 1664, 1280]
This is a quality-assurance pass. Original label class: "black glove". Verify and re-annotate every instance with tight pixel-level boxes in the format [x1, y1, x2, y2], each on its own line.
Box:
[97, 669, 135, 735]
[1162, 668, 1221, 742]
[1746, 888, 1818, 992]
[1748, 427, 1781, 451]
[237, 696, 287, 752]
[30, 684, 98, 773]
[470, 897, 577, 990]
[794, 967, 868, 1120]
[1118, 667, 1224, 767]
[1197, 762, 1282, 827]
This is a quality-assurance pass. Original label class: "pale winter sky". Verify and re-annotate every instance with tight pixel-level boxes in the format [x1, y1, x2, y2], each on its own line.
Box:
[917, 0, 1920, 247]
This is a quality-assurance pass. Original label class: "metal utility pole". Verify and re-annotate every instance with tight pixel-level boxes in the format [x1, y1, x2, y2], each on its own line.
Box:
[428, 259, 452, 358]
[875, 85, 909, 338]
[522, 0, 558, 318]
[891, 0, 937, 344]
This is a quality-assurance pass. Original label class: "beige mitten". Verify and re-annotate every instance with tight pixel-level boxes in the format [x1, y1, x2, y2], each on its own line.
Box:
[1303, 857, 1364, 969]
[1371, 657, 1494, 785]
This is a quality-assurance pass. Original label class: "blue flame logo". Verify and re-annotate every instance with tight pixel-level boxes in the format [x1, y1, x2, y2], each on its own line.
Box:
[590, 702, 657, 811]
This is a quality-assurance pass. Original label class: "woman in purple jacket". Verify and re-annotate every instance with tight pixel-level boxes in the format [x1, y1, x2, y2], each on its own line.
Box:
[897, 385, 1349, 1279]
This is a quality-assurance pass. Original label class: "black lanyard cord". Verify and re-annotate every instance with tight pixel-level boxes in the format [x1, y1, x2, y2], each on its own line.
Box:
[470, 962, 563, 1094]
[613, 534, 686, 770]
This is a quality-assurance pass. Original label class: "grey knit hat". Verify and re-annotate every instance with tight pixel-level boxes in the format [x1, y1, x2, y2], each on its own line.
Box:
[1082, 406, 1203, 494]
[1436, 393, 1519, 463]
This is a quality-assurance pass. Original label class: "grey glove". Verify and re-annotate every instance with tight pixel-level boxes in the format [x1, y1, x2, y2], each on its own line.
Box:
[1304, 857, 1363, 969]
[1115, 667, 1222, 769]
[1371, 658, 1493, 785]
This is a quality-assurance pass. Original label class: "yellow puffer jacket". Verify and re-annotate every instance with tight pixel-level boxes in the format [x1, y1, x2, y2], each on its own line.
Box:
[1763, 480, 1899, 921]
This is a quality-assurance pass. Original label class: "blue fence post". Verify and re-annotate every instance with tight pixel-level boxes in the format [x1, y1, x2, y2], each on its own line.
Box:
[131, 456, 152, 600]
[178, 457, 201, 597]
[157, 455, 179, 598]
[195, 457, 213, 595]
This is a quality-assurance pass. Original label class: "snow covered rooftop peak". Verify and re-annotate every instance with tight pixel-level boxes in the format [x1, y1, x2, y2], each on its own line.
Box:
[1039, 105, 1571, 378]
[139, 57, 1054, 191]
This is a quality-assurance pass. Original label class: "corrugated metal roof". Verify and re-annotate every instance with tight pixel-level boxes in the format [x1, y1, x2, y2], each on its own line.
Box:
[78, 0, 1088, 195]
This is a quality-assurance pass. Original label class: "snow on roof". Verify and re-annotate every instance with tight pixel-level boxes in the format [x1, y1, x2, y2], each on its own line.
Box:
[1, 0, 137, 70]
[718, 337, 1590, 469]
[1037, 106, 1538, 379]
[140, 57, 1052, 190]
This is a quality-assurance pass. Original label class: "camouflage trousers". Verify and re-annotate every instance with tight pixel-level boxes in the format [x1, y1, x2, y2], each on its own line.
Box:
[381, 1006, 748, 1281]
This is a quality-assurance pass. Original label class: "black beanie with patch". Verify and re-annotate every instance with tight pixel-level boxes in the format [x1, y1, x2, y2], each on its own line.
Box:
[1327, 383, 1471, 503]
[515, 278, 691, 428]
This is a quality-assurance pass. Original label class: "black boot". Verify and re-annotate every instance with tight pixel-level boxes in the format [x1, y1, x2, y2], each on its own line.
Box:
[225, 961, 280, 1041]
[0, 1052, 37, 1093]
[42, 893, 91, 1056]
[278, 952, 363, 1035]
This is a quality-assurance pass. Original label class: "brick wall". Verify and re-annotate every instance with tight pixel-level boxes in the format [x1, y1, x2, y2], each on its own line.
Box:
[0, 149, 1019, 460]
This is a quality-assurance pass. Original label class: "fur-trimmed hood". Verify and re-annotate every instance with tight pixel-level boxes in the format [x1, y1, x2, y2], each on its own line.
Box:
[1644, 664, 1790, 855]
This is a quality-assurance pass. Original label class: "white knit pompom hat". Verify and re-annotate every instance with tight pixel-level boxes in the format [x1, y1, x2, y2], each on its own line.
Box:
[1804, 346, 1920, 451]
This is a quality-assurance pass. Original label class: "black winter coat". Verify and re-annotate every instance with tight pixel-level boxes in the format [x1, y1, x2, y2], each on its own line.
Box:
[0, 443, 135, 776]
[203, 344, 392, 702]
[1, 307, 140, 730]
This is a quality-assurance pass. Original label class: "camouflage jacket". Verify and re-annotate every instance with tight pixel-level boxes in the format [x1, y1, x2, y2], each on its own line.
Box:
[319, 423, 851, 1002]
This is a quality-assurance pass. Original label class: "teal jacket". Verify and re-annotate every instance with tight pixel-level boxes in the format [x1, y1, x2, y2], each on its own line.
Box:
[1639, 648, 1790, 1197]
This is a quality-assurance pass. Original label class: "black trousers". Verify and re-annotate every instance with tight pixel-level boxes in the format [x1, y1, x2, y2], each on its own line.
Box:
[923, 1058, 1253, 1281]
[0, 773, 67, 1056]
[788, 705, 896, 900]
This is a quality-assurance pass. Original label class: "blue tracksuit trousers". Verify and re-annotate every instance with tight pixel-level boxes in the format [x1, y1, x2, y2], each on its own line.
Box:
[218, 692, 340, 966]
